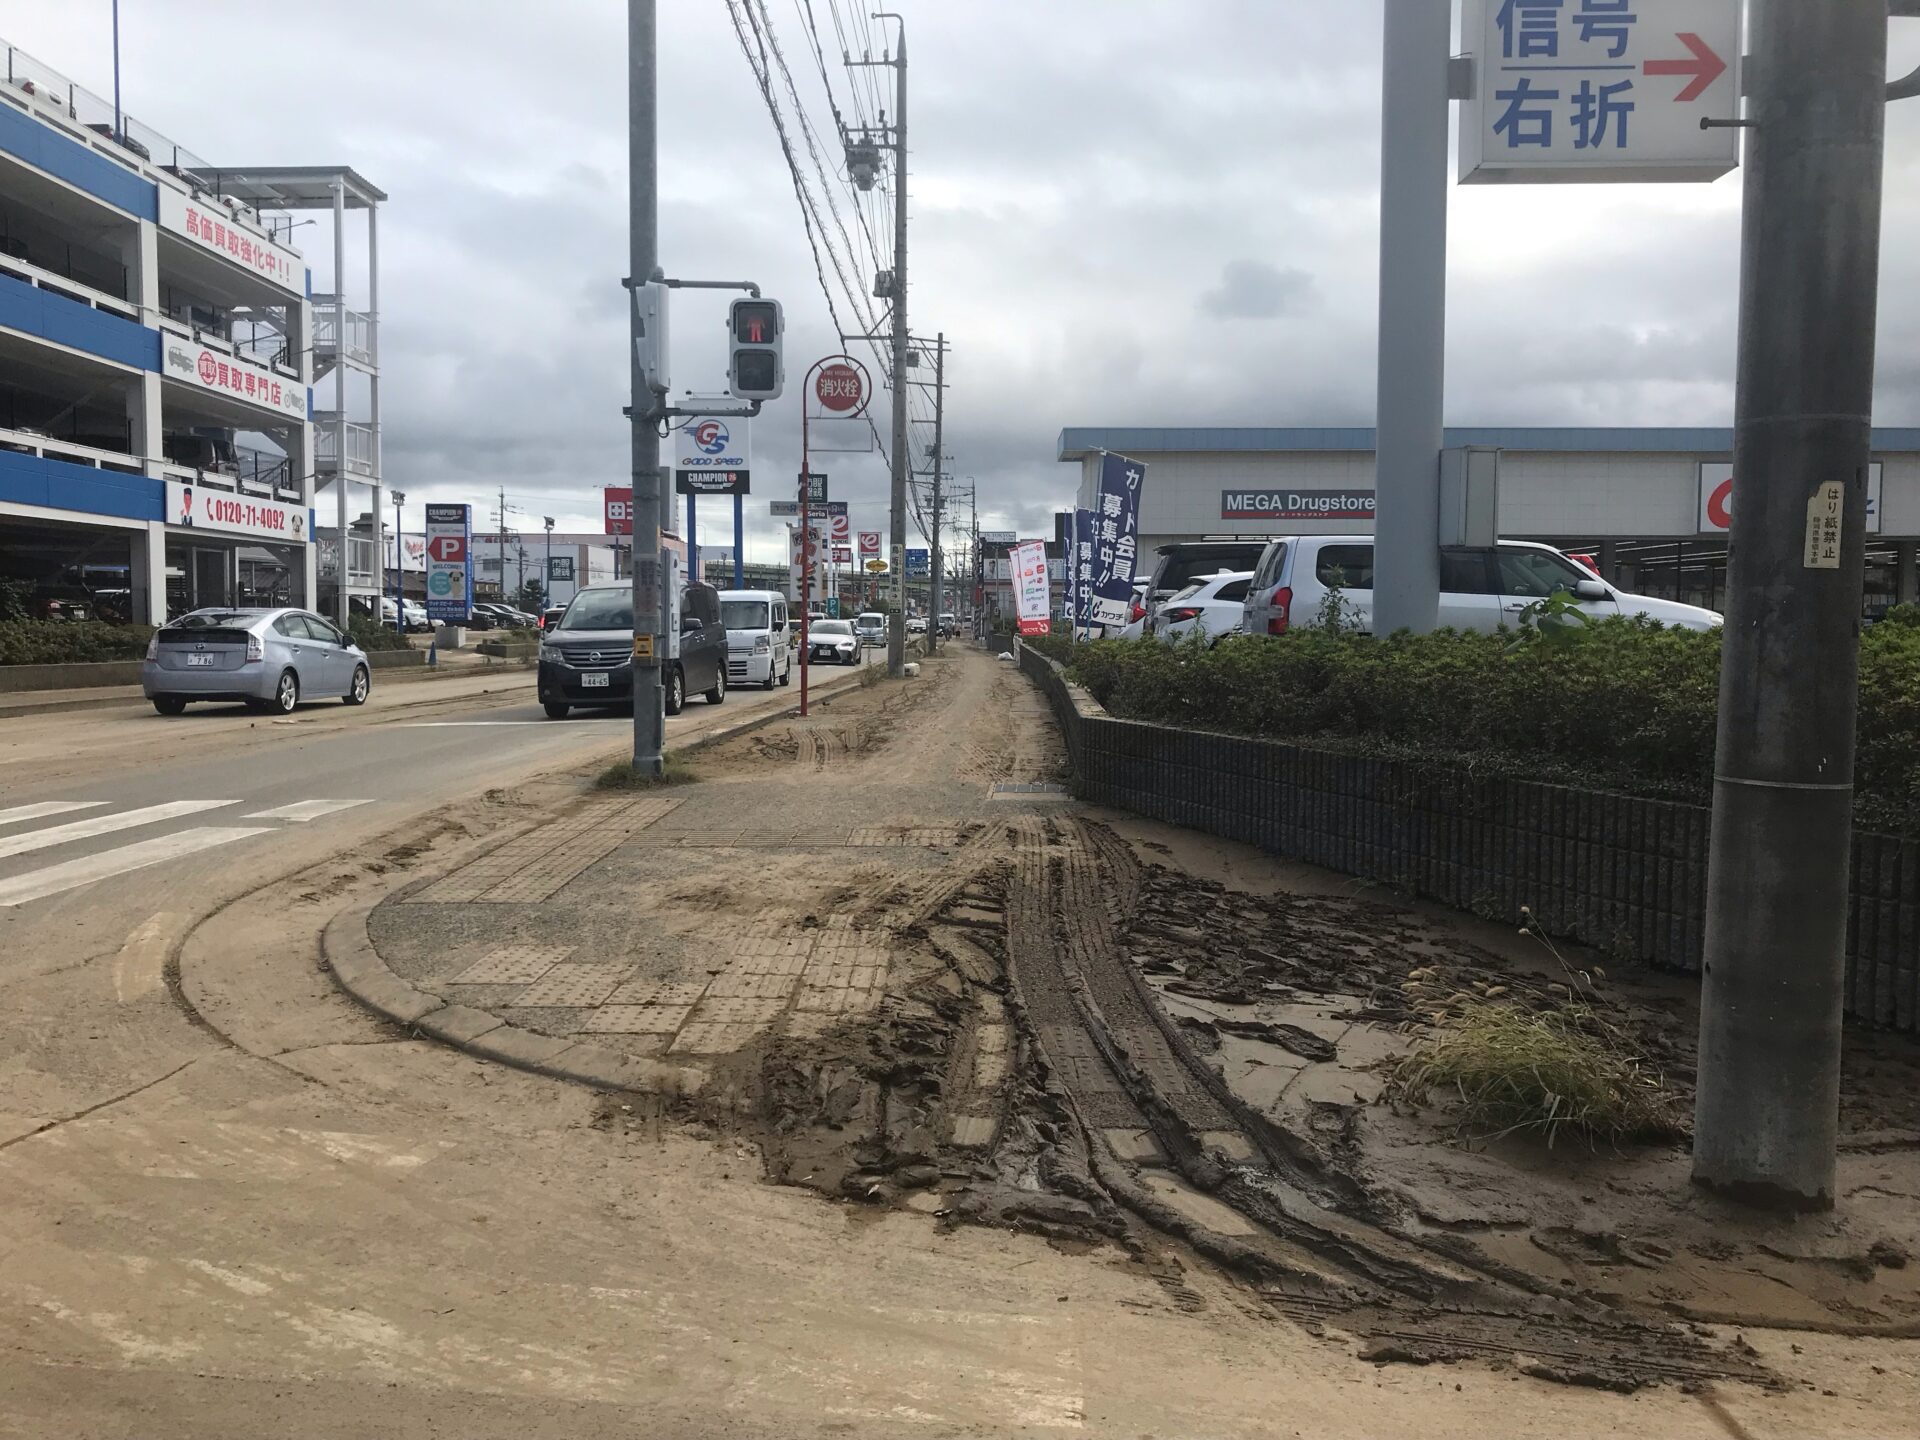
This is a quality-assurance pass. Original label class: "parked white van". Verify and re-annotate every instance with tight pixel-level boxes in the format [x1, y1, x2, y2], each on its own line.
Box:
[718, 590, 794, 689]
[1242, 537, 1722, 637]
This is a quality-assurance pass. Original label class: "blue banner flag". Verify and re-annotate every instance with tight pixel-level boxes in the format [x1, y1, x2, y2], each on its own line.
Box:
[1088, 453, 1144, 628]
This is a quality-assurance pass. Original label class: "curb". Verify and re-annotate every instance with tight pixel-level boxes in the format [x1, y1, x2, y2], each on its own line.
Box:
[320, 657, 892, 1096]
[0, 666, 536, 721]
[324, 903, 709, 1100]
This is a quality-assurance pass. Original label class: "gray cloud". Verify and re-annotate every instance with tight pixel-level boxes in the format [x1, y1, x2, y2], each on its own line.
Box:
[11, 1, 1920, 561]
[1199, 260, 1319, 321]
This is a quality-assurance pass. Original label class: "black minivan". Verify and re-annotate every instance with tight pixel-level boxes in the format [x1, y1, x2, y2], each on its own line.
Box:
[538, 582, 729, 719]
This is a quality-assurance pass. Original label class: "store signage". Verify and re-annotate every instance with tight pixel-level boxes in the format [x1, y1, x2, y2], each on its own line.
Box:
[979, 530, 1017, 545]
[1086, 453, 1145, 627]
[769, 499, 847, 518]
[165, 481, 308, 542]
[549, 556, 575, 582]
[832, 546, 853, 564]
[857, 531, 881, 557]
[163, 336, 308, 422]
[1459, 0, 1741, 184]
[1011, 539, 1052, 637]
[157, 188, 303, 292]
[675, 416, 750, 477]
[800, 471, 830, 504]
[425, 503, 474, 622]
[1699, 463, 1882, 536]
[1222, 489, 1376, 522]
[675, 469, 750, 496]
[605, 486, 633, 535]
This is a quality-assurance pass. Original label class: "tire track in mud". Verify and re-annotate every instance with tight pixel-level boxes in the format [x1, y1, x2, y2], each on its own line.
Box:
[996, 813, 1775, 1392]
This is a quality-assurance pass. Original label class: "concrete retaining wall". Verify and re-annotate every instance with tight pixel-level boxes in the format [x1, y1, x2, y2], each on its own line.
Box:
[0, 661, 143, 692]
[1018, 644, 1918, 1035]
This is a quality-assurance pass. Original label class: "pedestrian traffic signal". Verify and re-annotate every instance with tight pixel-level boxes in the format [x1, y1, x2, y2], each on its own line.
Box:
[728, 298, 784, 401]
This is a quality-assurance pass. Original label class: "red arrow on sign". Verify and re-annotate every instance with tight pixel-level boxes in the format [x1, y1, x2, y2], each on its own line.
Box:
[1643, 32, 1726, 103]
[426, 535, 467, 562]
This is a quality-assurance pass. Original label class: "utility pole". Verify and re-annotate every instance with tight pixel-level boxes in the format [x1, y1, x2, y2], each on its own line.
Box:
[1694, 0, 1890, 1212]
[854, 14, 908, 677]
[927, 330, 945, 653]
[627, 0, 665, 775]
[1370, 0, 1449, 637]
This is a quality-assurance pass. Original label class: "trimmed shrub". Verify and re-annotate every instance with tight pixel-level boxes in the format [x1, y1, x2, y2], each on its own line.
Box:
[0, 620, 155, 667]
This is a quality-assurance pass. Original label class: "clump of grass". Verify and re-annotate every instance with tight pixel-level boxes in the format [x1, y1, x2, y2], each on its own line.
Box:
[594, 752, 700, 790]
[1383, 1002, 1684, 1148]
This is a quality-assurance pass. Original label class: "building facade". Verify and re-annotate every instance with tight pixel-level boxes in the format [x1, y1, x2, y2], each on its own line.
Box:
[0, 38, 325, 624]
[1059, 427, 1920, 615]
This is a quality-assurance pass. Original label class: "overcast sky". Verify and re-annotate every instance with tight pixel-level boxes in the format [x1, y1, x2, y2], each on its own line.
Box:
[8, 2, 1920, 563]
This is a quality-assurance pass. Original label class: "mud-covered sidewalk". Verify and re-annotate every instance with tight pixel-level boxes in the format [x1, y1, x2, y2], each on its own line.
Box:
[337, 644, 1920, 1399]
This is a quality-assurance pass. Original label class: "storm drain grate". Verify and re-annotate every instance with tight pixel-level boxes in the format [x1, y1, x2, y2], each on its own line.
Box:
[988, 782, 1070, 800]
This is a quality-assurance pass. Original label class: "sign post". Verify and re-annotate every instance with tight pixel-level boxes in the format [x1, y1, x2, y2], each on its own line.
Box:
[798, 355, 871, 717]
[424, 504, 473, 626]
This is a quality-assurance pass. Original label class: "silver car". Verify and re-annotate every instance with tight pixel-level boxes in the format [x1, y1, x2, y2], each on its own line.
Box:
[142, 607, 372, 716]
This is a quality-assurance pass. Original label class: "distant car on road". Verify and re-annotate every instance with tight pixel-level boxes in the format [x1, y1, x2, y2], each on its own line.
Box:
[718, 589, 793, 689]
[1149, 571, 1252, 646]
[853, 612, 887, 647]
[539, 582, 729, 719]
[808, 618, 859, 665]
[906, 615, 928, 635]
[401, 599, 431, 633]
[474, 602, 533, 630]
[540, 604, 567, 632]
[143, 607, 371, 716]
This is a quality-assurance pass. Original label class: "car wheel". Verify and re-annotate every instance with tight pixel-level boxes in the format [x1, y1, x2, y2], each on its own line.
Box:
[764, 660, 778, 690]
[705, 667, 726, 705]
[778, 657, 791, 686]
[664, 666, 685, 716]
[543, 702, 571, 720]
[343, 665, 370, 705]
[151, 696, 186, 716]
[272, 668, 299, 714]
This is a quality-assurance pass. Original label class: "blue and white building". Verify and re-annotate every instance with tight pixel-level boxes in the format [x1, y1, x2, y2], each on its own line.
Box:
[0, 37, 384, 625]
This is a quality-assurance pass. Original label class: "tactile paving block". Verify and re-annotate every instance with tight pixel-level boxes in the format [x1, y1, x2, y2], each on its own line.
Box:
[514, 964, 631, 1008]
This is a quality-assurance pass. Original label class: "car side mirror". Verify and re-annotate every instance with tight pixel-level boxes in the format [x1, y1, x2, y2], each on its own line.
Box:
[1574, 579, 1609, 602]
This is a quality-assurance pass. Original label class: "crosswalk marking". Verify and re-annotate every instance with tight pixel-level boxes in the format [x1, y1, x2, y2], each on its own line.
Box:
[0, 801, 107, 830]
[0, 827, 272, 908]
[242, 799, 373, 823]
[0, 800, 239, 862]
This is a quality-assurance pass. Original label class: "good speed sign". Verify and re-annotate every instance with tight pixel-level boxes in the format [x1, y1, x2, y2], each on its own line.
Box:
[813, 358, 868, 416]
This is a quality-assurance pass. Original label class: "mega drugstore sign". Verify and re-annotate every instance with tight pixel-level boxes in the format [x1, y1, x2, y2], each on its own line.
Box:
[157, 188, 303, 293]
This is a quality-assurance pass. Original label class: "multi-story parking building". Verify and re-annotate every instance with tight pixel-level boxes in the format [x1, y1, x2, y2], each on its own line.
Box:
[0, 38, 383, 626]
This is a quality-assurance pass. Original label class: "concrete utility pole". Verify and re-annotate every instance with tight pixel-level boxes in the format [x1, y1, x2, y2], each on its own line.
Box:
[927, 330, 945, 653]
[1370, 0, 1449, 637]
[628, 0, 665, 775]
[882, 13, 909, 678]
[1694, 0, 1890, 1212]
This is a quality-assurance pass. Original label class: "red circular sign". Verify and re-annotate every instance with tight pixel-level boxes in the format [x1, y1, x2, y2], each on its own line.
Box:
[815, 362, 865, 414]
[1707, 477, 1734, 530]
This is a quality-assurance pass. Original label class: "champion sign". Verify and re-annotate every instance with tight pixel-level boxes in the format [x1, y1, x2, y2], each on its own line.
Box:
[1221, 489, 1377, 522]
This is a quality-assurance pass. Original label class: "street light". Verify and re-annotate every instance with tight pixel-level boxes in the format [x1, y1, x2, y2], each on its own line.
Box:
[543, 516, 555, 618]
[391, 489, 407, 635]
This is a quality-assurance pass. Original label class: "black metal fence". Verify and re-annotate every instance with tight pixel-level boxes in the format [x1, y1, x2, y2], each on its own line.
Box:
[1019, 645, 1918, 1034]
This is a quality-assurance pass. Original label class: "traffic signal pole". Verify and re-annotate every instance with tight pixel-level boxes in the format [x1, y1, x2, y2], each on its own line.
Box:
[1693, 0, 1889, 1211]
[627, 0, 665, 776]
[883, 16, 909, 678]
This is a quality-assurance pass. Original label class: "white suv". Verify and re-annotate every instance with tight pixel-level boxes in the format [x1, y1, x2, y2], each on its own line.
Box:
[1242, 537, 1721, 637]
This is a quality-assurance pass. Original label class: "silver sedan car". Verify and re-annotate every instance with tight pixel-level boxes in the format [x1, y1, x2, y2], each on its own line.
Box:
[142, 607, 372, 716]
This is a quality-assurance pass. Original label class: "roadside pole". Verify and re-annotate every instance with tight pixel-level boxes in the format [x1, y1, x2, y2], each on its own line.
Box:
[927, 330, 945, 655]
[1693, 0, 1889, 1211]
[627, 0, 665, 775]
[883, 16, 909, 678]
[1370, 0, 1449, 636]
[732, 495, 744, 588]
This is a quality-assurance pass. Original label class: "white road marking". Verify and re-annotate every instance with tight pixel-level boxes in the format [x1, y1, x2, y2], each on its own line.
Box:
[242, 799, 373, 822]
[0, 800, 239, 861]
[113, 911, 183, 1003]
[0, 801, 107, 829]
[0, 828, 271, 908]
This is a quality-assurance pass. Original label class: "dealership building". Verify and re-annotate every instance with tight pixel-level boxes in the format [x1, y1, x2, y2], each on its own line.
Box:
[0, 37, 384, 625]
[1059, 427, 1920, 614]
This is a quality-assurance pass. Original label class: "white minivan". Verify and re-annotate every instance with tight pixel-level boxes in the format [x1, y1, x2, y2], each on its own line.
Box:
[1242, 537, 1722, 637]
[718, 589, 793, 689]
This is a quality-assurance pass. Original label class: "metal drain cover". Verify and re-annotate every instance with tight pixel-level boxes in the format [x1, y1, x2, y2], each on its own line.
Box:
[988, 782, 1070, 800]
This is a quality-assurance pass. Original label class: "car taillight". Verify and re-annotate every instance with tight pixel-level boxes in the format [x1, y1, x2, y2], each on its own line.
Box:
[1267, 586, 1292, 636]
[1129, 601, 1145, 623]
[1164, 607, 1202, 622]
[145, 632, 159, 660]
[247, 634, 264, 662]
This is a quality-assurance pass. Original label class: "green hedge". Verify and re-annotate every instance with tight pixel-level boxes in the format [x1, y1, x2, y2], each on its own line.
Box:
[0, 620, 155, 667]
[1050, 615, 1920, 834]
[345, 619, 414, 653]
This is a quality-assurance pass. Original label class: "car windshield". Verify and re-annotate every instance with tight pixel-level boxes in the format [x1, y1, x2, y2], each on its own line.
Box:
[813, 620, 852, 636]
[857, 614, 884, 626]
[720, 600, 770, 630]
[557, 590, 632, 630]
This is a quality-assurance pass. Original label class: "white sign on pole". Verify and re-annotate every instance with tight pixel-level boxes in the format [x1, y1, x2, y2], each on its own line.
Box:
[1699, 462, 1883, 537]
[1460, 0, 1742, 184]
[1010, 540, 1052, 637]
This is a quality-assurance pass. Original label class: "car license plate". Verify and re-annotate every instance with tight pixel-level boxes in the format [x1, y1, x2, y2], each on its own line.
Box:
[582, 671, 609, 689]
[187, 653, 215, 667]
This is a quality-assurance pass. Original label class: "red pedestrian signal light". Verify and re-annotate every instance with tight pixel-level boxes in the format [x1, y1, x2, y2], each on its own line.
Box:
[727, 297, 784, 401]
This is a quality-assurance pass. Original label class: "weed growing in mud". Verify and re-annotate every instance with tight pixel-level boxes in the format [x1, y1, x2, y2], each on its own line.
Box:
[594, 754, 700, 789]
[1384, 907, 1685, 1148]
